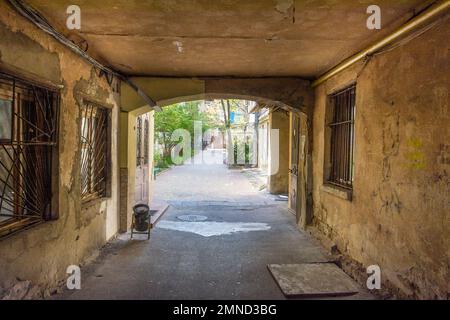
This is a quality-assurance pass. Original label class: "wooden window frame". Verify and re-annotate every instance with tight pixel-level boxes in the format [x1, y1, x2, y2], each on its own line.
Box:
[0, 72, 60, 239]
[0, 91, 13, 144]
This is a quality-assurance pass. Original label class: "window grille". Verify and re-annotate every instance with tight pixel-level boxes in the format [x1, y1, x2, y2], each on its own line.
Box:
[328, 85, 356, 189]
[80, 101, 109, 202]
[136, 116, 142, 165]
[0, 72, 59, 237]
[144, 118, 149, 165]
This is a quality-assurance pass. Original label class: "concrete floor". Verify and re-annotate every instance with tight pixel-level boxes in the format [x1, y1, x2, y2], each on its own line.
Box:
[56, 150, 373, 300]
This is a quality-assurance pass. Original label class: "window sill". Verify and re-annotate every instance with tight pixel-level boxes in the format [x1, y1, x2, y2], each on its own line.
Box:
[321, 184, 353, 201]
[0, 220, 45, 241]
[81, 197, 109, 209]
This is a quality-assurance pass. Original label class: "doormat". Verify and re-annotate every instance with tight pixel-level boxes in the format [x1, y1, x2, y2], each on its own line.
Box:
[268, 263, 360, 298]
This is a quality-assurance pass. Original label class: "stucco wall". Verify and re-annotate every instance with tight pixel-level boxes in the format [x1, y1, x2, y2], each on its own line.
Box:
[312, 18, 449, 299]
[258, 115, 270, 174]
[268, 110, 290, 194]
[0, 3, 120, 298]
[121, 77, 314, 115]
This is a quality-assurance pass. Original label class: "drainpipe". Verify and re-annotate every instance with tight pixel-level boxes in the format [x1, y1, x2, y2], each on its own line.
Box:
[312, 0, 450, 87]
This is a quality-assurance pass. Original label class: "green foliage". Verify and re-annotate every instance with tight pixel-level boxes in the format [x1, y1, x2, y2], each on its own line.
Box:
[233, 139, 253, 165]
[154, 101, 219, 168]
[153, 152, 168, 169]
[155, 101, 214, 135]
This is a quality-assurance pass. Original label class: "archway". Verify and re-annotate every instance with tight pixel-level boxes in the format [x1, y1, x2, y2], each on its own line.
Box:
[118, 77, 315, 232]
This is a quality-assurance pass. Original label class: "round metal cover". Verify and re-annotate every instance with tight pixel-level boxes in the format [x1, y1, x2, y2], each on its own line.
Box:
[177, 215, 208, 222]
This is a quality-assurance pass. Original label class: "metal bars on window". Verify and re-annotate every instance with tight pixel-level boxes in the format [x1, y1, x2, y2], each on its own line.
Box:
[80, 101, 109, 202]
[328, 85, 355, 189]
[0, 72, 59, 237]
[144, 119, 149, 165]
[136, 116, 142, 166]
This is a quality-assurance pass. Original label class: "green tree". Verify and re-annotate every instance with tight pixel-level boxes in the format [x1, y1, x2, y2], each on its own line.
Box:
[154, 101, 217, 166]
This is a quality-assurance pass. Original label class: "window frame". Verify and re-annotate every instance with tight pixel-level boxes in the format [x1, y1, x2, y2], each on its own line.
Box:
[136, 116, 142, 166]
[324, 84, 356, 192]
[80, 99, 112, 204]
[0, 91, 13, 144]
[0, 72, 60, 239]
[144, 118, 149, 165]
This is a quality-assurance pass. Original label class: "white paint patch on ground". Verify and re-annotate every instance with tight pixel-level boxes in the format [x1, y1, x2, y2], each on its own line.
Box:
[157, 221, 271, 237]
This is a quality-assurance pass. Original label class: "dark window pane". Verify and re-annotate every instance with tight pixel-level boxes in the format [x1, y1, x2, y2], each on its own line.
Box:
[0, 99, 12, 141]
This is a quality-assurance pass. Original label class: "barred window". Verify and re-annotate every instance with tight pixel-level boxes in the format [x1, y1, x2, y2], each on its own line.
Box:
[80, 101, 110, 202]
[327, 85, 356, 189]
[0, 72, 59, 238]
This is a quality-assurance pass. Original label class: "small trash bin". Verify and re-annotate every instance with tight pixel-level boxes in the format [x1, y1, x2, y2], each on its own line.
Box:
[133, 204, 150, 231]
[131, 204, 151, 239]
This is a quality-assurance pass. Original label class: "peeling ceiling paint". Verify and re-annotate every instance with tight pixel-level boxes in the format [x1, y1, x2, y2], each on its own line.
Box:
[25, 0, 427, 77]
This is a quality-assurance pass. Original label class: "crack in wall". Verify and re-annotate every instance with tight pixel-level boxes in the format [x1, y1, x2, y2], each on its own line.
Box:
[275, 0, 295, 23]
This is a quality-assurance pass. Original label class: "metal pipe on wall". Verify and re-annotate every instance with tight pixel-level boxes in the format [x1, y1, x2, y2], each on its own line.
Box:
[312, 0, 450, 87]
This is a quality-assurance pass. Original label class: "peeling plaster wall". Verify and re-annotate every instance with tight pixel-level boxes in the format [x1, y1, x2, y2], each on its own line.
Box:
[0, 3, 120, 298]
[312, 19, 449, 299]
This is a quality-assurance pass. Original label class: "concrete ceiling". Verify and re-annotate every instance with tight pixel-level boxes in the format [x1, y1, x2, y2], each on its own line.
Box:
[25, 0, 430, 78]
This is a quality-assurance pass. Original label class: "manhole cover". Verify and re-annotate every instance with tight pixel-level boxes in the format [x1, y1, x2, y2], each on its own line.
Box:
[177, 215, 208, 222]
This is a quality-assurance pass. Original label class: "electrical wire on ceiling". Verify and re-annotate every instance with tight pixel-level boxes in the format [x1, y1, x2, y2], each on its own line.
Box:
[6, 0, 160, 111]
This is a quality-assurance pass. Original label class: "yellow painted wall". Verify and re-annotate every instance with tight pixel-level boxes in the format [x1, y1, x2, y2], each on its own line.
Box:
[0, 2, 120, 297]
[268, 110, 290, 194]
[311, 19, 450, 299]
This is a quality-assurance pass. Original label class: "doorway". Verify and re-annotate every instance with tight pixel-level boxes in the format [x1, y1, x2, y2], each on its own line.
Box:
[289, 114, 300, 218]
[289, 112, 310, 228]
[135, 113, 150, 204]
